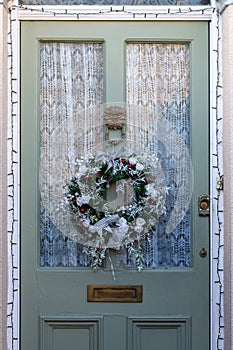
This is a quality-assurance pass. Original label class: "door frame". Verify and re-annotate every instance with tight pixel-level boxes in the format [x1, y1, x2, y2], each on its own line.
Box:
[7, 4, 223, 350]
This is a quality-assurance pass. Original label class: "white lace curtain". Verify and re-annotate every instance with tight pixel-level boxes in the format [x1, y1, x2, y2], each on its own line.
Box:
[40, 42, 104, 266]
[40, 41, 191, 267]
[126, 43, 191, 267]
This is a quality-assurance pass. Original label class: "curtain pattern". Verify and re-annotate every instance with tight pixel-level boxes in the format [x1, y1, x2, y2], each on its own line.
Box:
[40, 41, 191, 268]
[40, 42, 104, 266]
[125, 43, 191, 267]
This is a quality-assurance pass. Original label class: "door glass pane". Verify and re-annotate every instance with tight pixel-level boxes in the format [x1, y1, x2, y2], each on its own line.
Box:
[40, 41, 191, 268]
[40, 42, 104, 267]
[124, 43, 191, 267]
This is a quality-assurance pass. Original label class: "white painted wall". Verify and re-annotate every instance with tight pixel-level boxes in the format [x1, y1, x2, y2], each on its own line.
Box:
[222, 5, 233, 349]
[0, 2, 9, 349]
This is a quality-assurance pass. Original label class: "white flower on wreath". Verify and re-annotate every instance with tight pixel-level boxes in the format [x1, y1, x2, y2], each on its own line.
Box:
[129, 157, 137, 165]
[145, 183, 153, 193]
[77, 195, 91, 206]
[136, 217, 146, 226]
[145, 183, 157, 198]
[118, 217, 128, 227]
[136, 163, 144, 171]
[134, 225, 144, 234]
[82, 219, 90, 228]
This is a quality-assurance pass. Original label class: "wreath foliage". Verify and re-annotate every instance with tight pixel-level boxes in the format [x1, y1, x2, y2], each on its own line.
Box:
[65, 153, 167, 270]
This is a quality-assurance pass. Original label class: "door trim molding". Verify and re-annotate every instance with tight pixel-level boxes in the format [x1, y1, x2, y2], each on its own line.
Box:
[209, 9, 225, 350]
[7, 4, 223, 350]
[13, 4, 214, 21]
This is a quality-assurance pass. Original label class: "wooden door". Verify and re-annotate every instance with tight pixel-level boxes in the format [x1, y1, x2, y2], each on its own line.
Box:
[21, 21, 209, 350]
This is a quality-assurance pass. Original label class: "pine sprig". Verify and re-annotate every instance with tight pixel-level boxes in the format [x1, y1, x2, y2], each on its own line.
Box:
[91, 247, 106, 269]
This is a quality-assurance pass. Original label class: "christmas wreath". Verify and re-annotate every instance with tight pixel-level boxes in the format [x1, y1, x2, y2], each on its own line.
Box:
[65, 153, 167, 270]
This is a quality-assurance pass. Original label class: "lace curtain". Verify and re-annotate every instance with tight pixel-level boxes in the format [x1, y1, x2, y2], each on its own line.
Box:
[126, 43, 191, 267]
[40, 42, 104, 266]
[40, 41, 191, 268]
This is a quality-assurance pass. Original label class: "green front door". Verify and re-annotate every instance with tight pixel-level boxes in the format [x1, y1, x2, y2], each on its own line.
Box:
[21, 21, 209, 350]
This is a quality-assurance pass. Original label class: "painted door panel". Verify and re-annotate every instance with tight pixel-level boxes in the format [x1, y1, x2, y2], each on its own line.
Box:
[21, 21, 209, 350]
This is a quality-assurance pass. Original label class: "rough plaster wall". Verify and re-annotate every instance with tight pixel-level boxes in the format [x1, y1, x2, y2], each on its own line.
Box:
[222, 5, 233, 350]
[0, 3, 8, 350]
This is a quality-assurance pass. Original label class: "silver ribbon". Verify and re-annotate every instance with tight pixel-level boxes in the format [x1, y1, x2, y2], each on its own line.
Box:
[94, 214, 120, 229]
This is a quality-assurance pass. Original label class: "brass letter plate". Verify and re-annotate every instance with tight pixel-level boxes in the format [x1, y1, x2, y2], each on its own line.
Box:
[87, 285, 142, 303]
